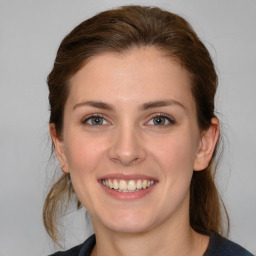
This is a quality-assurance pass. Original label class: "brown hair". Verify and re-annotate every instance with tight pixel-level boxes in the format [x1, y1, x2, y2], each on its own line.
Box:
[44, 5, 229, 242]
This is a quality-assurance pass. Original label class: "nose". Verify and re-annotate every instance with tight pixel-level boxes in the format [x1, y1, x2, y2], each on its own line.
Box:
[108, 124, 146, 166]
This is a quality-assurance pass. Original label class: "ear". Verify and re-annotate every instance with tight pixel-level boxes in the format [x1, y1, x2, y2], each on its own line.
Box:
[49, 123, 69, 173]
[193, 118, 219, 171]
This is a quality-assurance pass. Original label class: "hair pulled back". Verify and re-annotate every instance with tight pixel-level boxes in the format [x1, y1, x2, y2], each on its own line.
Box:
[44, 5, 229, 242]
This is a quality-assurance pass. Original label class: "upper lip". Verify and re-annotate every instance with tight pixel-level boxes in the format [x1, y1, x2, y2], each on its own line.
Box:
[98, 173, 158, 181]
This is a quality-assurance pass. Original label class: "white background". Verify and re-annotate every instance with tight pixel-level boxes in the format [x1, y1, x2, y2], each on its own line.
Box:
[0, 0, 255, 255]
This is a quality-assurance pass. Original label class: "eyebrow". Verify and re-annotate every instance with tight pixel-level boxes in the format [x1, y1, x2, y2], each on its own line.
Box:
[73, 100, 186, 111]
[73, 101, 115, 111]
[139, 100, 186, 111]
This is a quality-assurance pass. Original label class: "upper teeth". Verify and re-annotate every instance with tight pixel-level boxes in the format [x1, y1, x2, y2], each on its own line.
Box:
[102, 179, 155, 192]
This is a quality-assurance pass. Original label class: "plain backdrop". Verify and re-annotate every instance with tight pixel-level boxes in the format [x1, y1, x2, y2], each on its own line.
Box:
[0, 0, 255, 255]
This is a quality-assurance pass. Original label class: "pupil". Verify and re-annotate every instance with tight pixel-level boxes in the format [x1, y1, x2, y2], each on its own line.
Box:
[154, 117, 165, 125]
[92, 117, 102, 125]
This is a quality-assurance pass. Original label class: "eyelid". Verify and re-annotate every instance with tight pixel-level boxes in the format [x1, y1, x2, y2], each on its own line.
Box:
[81, 113, 110, 125]
[145, 113, 175, 126]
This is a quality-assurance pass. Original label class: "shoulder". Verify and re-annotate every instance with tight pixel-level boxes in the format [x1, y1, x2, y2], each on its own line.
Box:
[48, 243, 83, 256]
[48, 234, 96, 256]
[204, 232, 254, 256]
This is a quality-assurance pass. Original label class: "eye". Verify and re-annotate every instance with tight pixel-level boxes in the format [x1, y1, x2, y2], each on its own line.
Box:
[147, 114, 175, 126]
[82, 115, 109, 126]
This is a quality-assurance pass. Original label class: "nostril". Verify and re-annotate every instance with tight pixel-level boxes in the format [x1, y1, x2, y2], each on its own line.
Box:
[112, 156, 139, 166]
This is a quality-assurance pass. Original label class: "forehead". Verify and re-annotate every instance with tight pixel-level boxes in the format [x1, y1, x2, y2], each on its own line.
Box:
[68, 47, 195, 111]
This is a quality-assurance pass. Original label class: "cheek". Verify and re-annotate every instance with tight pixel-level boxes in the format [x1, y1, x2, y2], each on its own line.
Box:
[150, 134, 198, 208]
[151, 133, 197, 176]
[64, 133, 106, 175]
[63, 133, 108, 210]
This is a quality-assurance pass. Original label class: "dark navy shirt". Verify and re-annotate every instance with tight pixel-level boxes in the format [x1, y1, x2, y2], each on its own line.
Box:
[50, 233, 253, 256]
[203, 233, 253, 256]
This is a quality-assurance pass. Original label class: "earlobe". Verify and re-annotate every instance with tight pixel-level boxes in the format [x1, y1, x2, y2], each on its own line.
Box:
[193, 118, 219, 171]
[49, 124, 69, 173]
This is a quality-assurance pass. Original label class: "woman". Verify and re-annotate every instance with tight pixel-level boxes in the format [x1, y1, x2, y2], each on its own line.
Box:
[44, 5, 253, 256]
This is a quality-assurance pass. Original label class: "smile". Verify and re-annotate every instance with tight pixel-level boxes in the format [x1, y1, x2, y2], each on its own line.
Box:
[102, 179, 155, 192]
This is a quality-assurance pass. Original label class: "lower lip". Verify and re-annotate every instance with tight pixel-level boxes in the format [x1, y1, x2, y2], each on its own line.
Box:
[99, 181, 157, 200]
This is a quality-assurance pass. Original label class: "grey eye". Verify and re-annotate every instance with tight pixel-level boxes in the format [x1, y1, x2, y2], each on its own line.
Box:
[153, 116, 168, 125]
[147, 115, 175, 126]
[83, 115, 108, 125]
[91, 116, 104, 125]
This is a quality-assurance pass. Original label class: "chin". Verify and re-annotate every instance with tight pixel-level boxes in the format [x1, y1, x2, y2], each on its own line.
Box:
[96, 208, 157, 234]
[106, 220, 152, 234]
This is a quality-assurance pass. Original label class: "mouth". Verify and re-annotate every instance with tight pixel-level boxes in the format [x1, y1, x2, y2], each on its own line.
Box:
[101, 179, 155, 192]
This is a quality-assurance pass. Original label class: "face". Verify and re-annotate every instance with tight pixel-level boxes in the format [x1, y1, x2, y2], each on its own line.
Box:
[52, 47, 218, 235]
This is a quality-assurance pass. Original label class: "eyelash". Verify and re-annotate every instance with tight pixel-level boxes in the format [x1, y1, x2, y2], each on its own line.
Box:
[82, 114, 109, 126]
[81, 113, 175, 127]
[146, 114, 175, 126]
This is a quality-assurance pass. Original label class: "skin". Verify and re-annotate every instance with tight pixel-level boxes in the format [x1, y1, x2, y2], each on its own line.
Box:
[51, 47, 219, 256]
